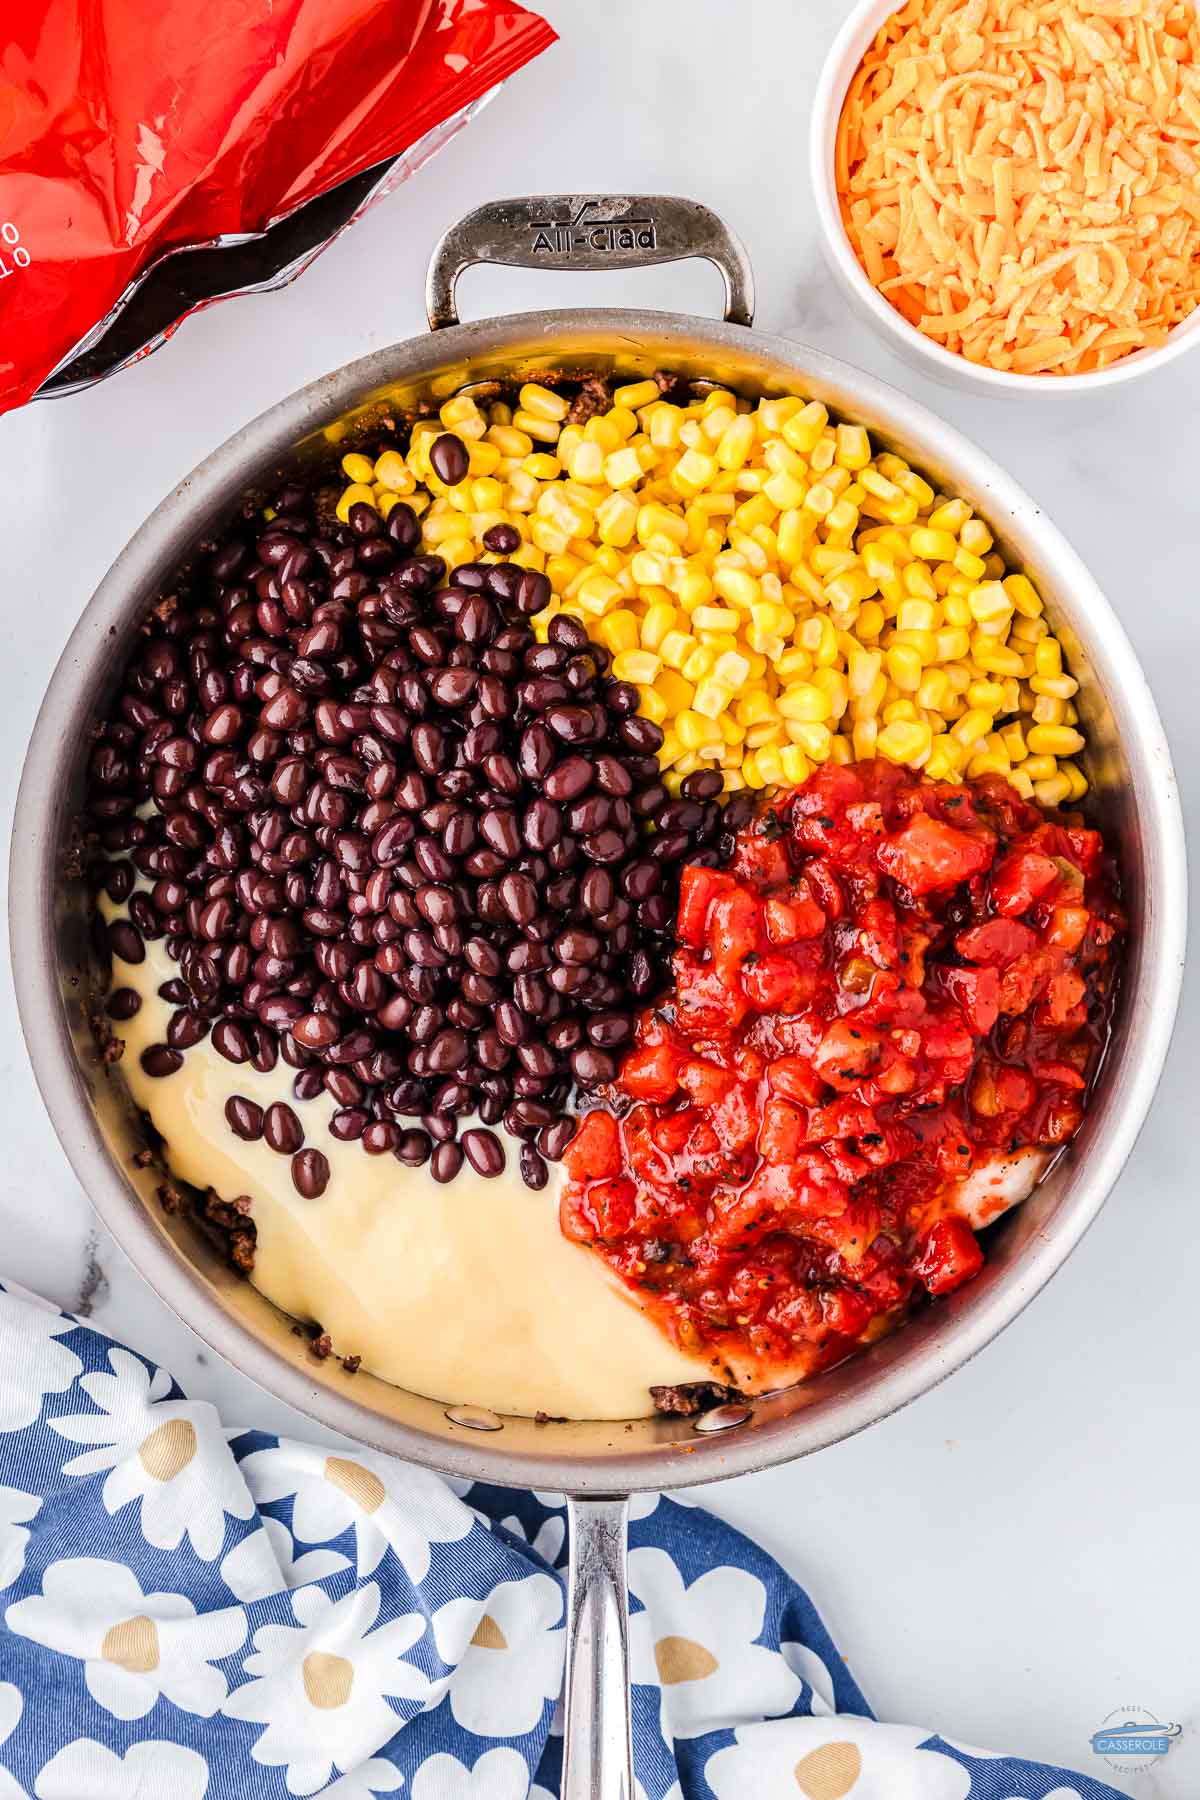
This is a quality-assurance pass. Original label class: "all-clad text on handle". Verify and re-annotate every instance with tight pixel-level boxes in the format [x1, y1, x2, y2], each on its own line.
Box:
[425, 194, 755, 329]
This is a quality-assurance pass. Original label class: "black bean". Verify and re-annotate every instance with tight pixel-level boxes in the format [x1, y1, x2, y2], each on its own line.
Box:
[212, 1019, 252, 1064]
[264, 1102, 304, 1155]
[430, 433, 469, 485]
[538, 1117, 577, 1161]
[544, 756, 592, 802]
[431, 1141, 464, 1183]
[108, 919, 145, 964]
[483, 523, 520, 555]
[292, 1148, 330, 1197]
[140, 1044, 182, 1078]
[106, 986, 142, 1020]
[571, 1045, 617, 1087]
[499, 871, 537, 925]
[518, 1144, 549, 1189]
[462, 1127, 505, 1177]
[397, 1128, 432, 1166]
[226, 1095, 265, 1140]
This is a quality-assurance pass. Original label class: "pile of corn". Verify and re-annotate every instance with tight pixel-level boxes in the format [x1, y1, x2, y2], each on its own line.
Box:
[335, 380, 1086, 807]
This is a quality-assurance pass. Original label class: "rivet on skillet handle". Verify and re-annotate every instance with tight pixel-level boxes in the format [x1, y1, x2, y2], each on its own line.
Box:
[562, 1495, 634, 1800]
[425, 194, 756, 330]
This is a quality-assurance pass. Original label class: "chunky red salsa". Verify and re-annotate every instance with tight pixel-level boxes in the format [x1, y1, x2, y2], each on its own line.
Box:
[561, 764, 1124, 1385]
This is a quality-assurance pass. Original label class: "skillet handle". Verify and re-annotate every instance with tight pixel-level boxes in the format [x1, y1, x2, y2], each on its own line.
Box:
[425, 194, 755, 330]
[561, 1494, 634, 1800]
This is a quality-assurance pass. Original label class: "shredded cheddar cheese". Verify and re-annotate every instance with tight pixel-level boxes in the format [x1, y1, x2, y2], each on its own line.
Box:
[837, 0, 1200, 374]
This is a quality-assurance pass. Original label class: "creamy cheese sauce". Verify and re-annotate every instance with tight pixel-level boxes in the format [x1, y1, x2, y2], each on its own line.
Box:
[101, 899, 717, 1419]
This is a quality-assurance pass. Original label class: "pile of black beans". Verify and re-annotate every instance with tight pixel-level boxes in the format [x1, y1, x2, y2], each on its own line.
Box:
[86, 442, 733, 1195]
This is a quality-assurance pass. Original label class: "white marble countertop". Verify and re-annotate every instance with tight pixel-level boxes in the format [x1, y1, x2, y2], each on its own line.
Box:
[0, 0, 1196, 1789]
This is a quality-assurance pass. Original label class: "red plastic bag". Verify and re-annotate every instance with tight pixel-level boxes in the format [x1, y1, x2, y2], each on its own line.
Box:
[0, 0, 555, 414]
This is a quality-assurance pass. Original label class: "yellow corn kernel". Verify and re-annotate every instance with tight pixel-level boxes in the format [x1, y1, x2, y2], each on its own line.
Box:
[600, 446, 641, 489]
[682, 646, 714, 682]
[597, 610, 640, 655]
[1000, 722, 1028, 762]
[341, 452, 376, 485]
[712, 566, 759, 611]
[575, 573, 623, 618]
[677, 709, 723, 750]
[924, 740, 960, 780]
[690, 606, 741, 635]
[877, 719, 933, 766]
[637, 686, 669, 726]
[885, 643, 923, 692]
[657, 630, 694, 671]
[917, 669, 951, 712]
[851, 718, 879, 759]
[929, 497, 971, 533]
[778, 682, 834, 723]
[1026, 725, 1086, 757]
[712, 650, 751, 690]
[786, 721, 834, 762]
[515, 383, 565, 422]
[609, 649, 660, 685]
[671, 447, 719, 497]
[834, 423, 871, 470]
[952, 547, 988, 581]
[693, 678, 734, 719]
[953, 708, 994, 749]
[641, 601, 677, 650]
[614, 379, 660, 410]
[1001, 573, 1042, 619]
[594, 491, 638, 547]
[967, 680, 1007, 712]
[715, 414, 756, 471]
[1033, 773, 1072, 806]
[654, 670, 695, 714]
[972, 642, 1026, 678]
[910, 527, 958, 563]
[1032, 694, 1067, 726]
[335, 483, 375, 523]
[372, 450, 414, 493]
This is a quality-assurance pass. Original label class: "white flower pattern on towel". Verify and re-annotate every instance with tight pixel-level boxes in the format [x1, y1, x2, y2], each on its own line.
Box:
[49, 1348, 253, 1560]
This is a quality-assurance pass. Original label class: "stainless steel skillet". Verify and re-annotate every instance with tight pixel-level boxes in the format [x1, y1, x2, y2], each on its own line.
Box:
[10, 196, 1187, 1798]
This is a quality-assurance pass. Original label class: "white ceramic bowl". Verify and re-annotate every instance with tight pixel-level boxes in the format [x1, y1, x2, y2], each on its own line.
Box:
[810, 0, 1200, 394]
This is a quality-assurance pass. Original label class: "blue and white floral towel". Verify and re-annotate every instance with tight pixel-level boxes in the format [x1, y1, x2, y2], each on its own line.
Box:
[0, 1277, 1126, 1800]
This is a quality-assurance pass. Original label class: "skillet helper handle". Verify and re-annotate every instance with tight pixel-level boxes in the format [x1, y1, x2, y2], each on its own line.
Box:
[426, 194, 755, 329]
[562, 1495, 634, 1800]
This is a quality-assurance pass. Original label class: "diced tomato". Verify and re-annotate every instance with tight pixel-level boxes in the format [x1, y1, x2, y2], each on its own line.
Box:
[731, 827, 791, 888]
[914, 1216, 984, 1295]
[678, 1059, 735, 1105]
[708, 887, 762, 979]
[1042, 971, 1087, 1025]
[619, 1042, 680, 1104]
[857, 897, 900, 968]
[820, 1286, 874, 1339]
[767, 1054, 825, 1106]
[877, 813, 995, 895]
[743, 952, 817, 1013]
[585, 1178, 637, 1240]
[955, 918, 1038, 965]
[998, 951, 1052, 1016]
[810, 1019, 884, 1090]
[673, 950, 748, 1032]
[941, 964, 1001, 1034]
[763, 886, 826, 945]
[677, 865, 733, 949]
[559, 761, 1120, 1396]
[1046, 905, 1089, 951]
[990, 850, 1059, 915]
[563, 1110, 623, 1181]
